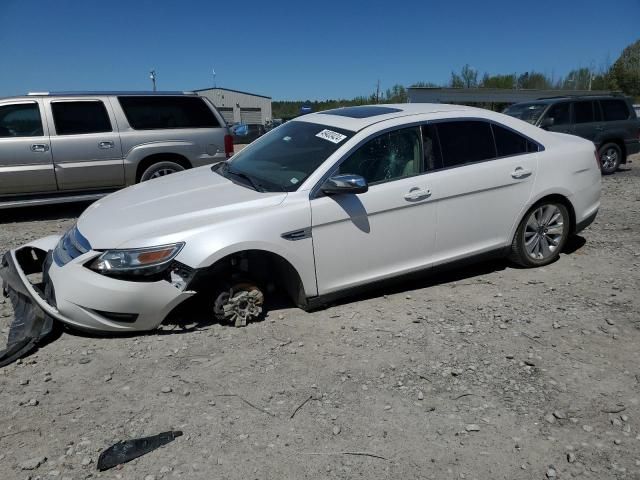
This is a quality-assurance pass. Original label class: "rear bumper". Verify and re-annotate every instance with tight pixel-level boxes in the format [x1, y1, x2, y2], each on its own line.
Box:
[625, 139, 640, 158]
[1, 236, 195, 333]
[575, 208, 598, 234]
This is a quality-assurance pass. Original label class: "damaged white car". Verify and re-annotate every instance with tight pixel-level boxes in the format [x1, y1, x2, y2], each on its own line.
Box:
[1, 104, 601, 357]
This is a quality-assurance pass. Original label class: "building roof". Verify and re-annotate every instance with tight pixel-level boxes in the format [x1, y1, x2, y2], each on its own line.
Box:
[407, 87, 617, 104]
[193, 86, 271, 100]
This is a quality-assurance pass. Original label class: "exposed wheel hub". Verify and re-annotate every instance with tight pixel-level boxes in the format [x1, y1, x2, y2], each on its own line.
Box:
[214, 285, 264, 327]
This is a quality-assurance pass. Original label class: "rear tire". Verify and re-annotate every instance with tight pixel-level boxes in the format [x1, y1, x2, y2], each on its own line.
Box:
[139, 161, 185, 182]
[509, 201, 570, 267]
[598, 143, 621, 175]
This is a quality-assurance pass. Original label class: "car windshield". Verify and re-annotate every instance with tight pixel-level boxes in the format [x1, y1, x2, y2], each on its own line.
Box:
[503, 103, 547, 124]
[215, 121, 354, 192]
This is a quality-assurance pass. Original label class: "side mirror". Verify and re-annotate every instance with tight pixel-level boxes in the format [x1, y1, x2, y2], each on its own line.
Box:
[321, 174, 368, 195]
[539, 117, 554, 129]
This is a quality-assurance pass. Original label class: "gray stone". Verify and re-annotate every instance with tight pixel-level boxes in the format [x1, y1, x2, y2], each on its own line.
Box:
[160, 386, 172, 393]
[20, 456, 47, 470]
[332, 426, 341, 435]
[465, 424, 480, 432]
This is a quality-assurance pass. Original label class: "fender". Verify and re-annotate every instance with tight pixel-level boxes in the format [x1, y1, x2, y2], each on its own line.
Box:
[123, 140, 198, 184]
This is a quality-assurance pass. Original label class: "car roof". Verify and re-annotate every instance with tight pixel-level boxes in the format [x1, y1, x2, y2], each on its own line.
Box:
[511, 95, 630, 106]
[0, 91, 197, 101]
[296, 103, 477, 132]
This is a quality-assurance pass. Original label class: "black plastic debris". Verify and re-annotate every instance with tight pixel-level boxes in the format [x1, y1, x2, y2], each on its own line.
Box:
[97, 430, 183, 471]
[0, 251, 58, 368]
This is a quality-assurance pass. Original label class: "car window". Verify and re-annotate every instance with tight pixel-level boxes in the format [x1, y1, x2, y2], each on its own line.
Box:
[51, 101, 112, 135]
[544, 102, 570, 126]
[0, 103, 43, 137]
[503, 103, 547, 124]
[573, 101, 595, 124]
[421, 124, 442, 170]
[600, 99, 630, 121]
[118, 96, 220, 129]
[435, 121, 496, 168]
[338, 127, 422, 184]
[220, 121, 353, 192]
[492, 123, 538, 157]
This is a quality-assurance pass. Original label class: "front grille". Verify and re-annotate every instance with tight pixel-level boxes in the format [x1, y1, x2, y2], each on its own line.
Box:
[53, 226, 91, 267]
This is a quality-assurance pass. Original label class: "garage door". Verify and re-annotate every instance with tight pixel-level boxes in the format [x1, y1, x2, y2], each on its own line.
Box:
[240, 108, 262, 124]
[218, 107, 234, 125]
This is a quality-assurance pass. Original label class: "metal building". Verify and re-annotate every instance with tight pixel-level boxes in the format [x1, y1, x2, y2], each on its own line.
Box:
[407, 87, 614, 105]
[195, 87, 272, 126]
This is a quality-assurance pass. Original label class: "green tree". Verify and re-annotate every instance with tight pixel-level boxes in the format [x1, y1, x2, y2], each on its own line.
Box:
[610, 39, 640, 97]
[481, 73, 516, 88]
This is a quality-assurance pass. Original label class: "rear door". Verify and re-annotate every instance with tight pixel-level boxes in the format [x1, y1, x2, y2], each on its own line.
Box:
[427, 120, 539, 264]
[45, 98, 124, 190]
[571, 100, 602, 142]
[0, 99, 57, 194]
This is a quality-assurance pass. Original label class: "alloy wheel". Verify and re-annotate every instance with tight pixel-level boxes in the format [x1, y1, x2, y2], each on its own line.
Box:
[524, 204, 564, 260]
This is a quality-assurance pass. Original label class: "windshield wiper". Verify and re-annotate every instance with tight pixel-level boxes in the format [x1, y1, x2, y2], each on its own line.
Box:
[228, 168, 264, 192]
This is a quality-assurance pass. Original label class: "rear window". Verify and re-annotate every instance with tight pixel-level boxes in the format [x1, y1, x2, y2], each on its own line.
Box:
[573, 101, 596, 124]
[492, 124, 538, 157]
[51, 101, 112, 135]
[118, 96, 220, 130]
[600, 99, 630, 121]
[436, 121, 496, 168]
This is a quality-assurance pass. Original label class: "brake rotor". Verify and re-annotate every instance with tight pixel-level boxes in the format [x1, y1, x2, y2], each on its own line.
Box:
[213, 283, 264, 327]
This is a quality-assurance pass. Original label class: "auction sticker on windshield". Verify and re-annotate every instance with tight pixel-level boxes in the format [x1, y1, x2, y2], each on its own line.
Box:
[316, 129, 347, 144]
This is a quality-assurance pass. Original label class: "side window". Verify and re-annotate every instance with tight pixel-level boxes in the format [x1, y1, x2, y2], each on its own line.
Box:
[421, 124, 442, 170]
[492, 124, 538, 157]
[0, 103, 43, 137]
[52, 101, 112, 135]
[338, 127, 422, 184]
[118, 96, 220, 130]
[435, 121, 495, 168]
[573, 101, 594, 124]
[544, 102, 570, 125]
[600, 99, 630, 121]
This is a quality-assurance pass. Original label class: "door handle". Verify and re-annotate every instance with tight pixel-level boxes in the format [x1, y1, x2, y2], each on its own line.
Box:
[511, 167, 532, 179]
[31, 144, 50, 152]
[404, 188, 431, 201]
[99, 141, 114, 149]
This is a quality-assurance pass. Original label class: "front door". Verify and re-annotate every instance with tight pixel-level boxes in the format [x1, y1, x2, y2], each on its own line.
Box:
[311, 126, 437, 295]
[0, 99, 57, 195]
[45, 98, 124, 190]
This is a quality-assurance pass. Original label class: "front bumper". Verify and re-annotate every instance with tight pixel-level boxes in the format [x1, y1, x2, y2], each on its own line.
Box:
[1, 236, 195, 333]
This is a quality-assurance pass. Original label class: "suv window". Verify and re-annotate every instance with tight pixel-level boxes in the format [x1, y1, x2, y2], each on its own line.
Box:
[52, 101, 112, 135]
[435, 121, 495, 168]
[600, 99, 629, 121]
[573, 101, 595, 124]
[0, 103, 43, 137]
[544, 102, 570, 126]
[492, 123, 538, 157]
[338, 127, 422, 184]
[118, 96, 220, 130]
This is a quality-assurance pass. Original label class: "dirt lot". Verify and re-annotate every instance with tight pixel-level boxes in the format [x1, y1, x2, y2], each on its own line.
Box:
[1, 158, 640, 480]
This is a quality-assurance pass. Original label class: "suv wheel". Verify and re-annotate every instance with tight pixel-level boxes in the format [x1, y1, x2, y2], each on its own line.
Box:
[509, 201, 570, 267]
[598, 143, 621, 175]
[139, 161, 185, 182]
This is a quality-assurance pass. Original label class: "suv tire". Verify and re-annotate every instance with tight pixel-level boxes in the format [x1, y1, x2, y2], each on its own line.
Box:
[598, 143, 622, 175]
[139, 161, 185, 182]
[509, 201, 570, 268]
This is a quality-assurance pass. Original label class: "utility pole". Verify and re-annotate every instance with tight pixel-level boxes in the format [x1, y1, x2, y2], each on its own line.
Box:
[149, 70, 157, 92]
[375, 79, 380, 104]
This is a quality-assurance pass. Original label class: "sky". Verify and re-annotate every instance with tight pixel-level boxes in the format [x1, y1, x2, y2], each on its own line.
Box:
[0, 0, 638, 100]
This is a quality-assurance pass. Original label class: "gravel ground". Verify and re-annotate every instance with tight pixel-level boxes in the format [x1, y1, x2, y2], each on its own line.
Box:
[1, 157, 640, 480]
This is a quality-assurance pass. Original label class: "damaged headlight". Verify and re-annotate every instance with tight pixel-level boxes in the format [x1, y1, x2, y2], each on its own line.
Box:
[89, 243, 185, 276]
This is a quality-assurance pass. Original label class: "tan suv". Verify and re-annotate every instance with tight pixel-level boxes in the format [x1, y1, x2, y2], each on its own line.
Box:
[0, 91, 232, 208]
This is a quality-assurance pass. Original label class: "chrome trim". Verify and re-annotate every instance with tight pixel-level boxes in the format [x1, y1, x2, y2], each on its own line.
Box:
[281, 227, 312, 241]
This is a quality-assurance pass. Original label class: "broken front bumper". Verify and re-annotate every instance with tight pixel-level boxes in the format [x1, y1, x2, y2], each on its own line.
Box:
[1, 236, 195, 334]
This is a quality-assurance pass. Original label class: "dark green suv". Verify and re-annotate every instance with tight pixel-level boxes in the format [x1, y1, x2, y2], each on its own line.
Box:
[504, 95, 640, 174]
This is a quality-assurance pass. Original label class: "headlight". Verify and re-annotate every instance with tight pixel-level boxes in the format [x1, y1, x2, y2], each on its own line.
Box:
[89, 243, 184, 276]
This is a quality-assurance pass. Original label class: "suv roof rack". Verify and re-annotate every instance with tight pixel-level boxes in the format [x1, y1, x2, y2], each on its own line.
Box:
[536, 92, 626, 100]
[26, 91, 196, 96]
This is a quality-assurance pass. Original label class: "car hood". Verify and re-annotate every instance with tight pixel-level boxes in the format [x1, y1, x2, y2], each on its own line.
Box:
[77, 166, 287, 249]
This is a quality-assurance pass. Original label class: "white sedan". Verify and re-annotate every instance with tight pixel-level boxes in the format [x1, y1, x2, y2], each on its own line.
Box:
[1, 103, 601, 340]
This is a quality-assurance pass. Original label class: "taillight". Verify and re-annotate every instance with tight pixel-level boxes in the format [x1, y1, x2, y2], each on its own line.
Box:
[224, 134, 234, 158]
[594, 149, 601, 170]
